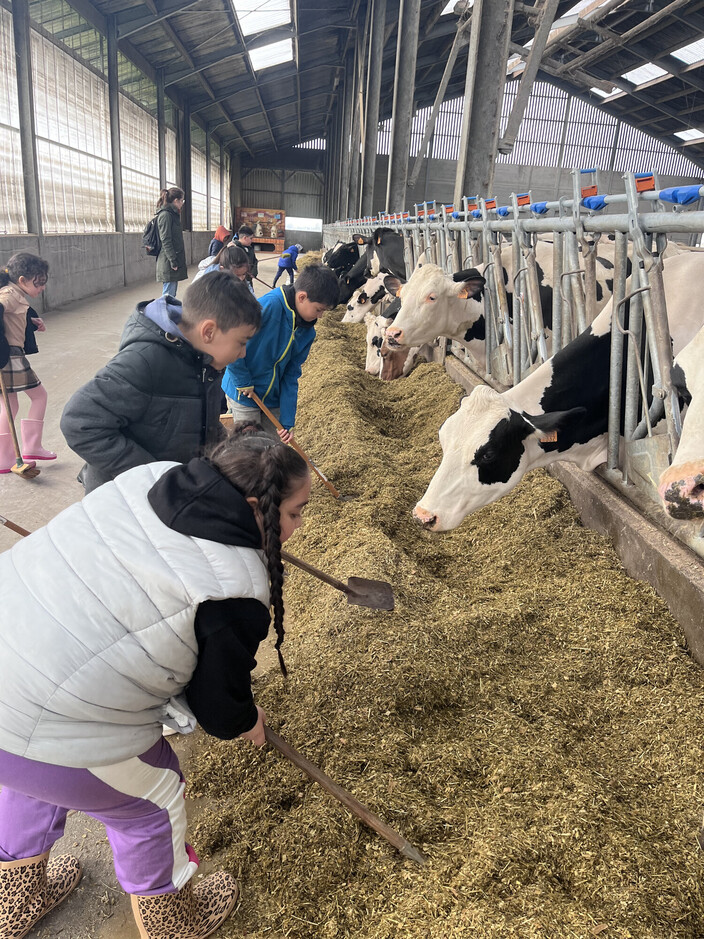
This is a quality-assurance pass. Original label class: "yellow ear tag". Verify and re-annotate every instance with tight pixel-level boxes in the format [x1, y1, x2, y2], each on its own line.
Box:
[376, 236, 382, 245]
[540, 430, 558, 443]
[396, 287, 403, 298]
[457, 286, 469, 299]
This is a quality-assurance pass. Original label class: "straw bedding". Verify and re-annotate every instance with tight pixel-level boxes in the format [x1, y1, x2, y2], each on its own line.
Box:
[189, 310, 704, 938]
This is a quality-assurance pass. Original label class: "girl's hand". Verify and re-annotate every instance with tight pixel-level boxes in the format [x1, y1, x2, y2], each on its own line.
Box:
[31, 317, 46, 332]
[277, 427, 293, 444]
[171, 264, 178, 271]
[238, 705, 266, 747]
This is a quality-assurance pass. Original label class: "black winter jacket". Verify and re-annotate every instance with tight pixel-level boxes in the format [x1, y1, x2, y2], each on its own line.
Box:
[61, 297, 226, 493]
[0, 304, 39, 368]
[233, 235, 258, 278]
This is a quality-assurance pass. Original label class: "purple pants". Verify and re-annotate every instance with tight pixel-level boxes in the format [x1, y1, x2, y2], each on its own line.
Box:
[0, 739, 198, 895]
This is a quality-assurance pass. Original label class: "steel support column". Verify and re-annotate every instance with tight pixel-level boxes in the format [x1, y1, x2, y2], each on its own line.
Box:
[361, 0, 386, 217]
[339, 50, 355, 221]
[205, 128, 212, 231]
[220, 141, 226, 226]
[385, 0, 422, 213]
[157, 69, 167, 188]
[180, 101, 192, 231]
[12, 0, 42, 235]
[453, 0, 513, 205]
[107, 15, 125, 233]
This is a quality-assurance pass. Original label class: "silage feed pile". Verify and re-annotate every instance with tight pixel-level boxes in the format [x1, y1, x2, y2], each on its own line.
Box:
[190, 311, 704, 939]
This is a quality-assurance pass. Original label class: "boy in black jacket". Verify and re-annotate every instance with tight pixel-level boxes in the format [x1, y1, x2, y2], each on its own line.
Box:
[61, 273, 261, 493]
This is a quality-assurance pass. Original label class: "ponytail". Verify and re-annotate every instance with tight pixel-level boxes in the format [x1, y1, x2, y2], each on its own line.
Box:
[208, 422, 309, 675]
[156, 186, 184, 211]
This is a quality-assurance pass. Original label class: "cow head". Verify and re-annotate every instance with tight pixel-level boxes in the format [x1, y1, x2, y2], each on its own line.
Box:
[384, 264, 486, 349]
[379, 337, 416, 381]
[341, 274, 389, 323]
[413, 385, 586, 531]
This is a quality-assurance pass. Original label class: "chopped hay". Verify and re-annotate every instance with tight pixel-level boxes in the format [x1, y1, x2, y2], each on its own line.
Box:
[189, 308, 704, 939]
[297, 249, 324, 271]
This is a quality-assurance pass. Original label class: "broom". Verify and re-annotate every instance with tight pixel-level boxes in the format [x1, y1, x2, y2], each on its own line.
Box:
[0, 370, 40, 479]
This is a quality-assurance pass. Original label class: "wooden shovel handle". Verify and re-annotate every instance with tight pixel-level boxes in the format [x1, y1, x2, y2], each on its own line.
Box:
[280, 549, 349, 594]
[0, 370, 23, 462]
[264, 727, 427, 865]
[248, 391, 341, 499]
[0, 515, 31, 538]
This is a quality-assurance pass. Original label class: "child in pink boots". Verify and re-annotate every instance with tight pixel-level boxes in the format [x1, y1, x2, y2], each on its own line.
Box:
[0, 252, 56, 472]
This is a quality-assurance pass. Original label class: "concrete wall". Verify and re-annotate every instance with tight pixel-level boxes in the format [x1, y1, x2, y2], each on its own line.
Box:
[0, 231, 213, 313]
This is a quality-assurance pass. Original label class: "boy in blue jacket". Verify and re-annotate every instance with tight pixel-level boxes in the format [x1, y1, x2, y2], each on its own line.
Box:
[272, 244, 303, 287]
[222, 263, 339, 442]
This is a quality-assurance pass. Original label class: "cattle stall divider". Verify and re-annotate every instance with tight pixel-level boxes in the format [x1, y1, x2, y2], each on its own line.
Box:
[324, 170, 704, 560]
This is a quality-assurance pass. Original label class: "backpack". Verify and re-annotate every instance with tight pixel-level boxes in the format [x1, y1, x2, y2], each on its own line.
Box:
[142, 216, 161, 256]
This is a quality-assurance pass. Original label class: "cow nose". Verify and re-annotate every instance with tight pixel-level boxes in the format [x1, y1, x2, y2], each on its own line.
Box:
[386, 326, 403, 345]
[412, 504, 437, 529]
[347, 304, 353, 311]
[658, 467, 704, 519]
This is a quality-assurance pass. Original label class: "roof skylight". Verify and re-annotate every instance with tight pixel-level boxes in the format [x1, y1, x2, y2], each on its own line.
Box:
[591, 86, 613, 97]
[249, 37, 293, 71]
[231, 0, 291, 38]
[675, 128, 704, 141]
[621, 63, 668, 85]
[671, 39, 704, 65]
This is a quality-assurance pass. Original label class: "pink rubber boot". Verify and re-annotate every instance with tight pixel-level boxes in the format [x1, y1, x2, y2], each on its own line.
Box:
[20, 419, 57, 461]
[0, 434, 15, 473]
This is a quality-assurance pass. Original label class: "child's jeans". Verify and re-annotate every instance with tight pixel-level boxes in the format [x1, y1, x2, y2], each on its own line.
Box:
[227, 396, 283, 439]
[0, 738, 197, 896]
[162, 282, 178, 297]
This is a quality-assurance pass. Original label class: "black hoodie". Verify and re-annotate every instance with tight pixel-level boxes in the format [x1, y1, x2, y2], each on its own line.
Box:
[148, 459, 271, 738]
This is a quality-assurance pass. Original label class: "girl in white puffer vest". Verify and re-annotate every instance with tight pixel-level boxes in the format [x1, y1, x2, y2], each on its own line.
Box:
[0, 422, 310, 939]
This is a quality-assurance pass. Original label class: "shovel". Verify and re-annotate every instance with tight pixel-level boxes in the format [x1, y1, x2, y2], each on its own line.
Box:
[247, 391, 355, 501]
[265, 727, 426, 865]
[0, 372, 40, 479]
[0, 516, 394, 613]
[281, 549, 394, 611]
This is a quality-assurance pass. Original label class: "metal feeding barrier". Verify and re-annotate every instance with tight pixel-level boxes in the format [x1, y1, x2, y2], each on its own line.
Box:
[324, 169, 704, 558]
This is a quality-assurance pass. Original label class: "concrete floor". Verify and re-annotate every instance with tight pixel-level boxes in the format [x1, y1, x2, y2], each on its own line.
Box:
[0, 257, 281, 938]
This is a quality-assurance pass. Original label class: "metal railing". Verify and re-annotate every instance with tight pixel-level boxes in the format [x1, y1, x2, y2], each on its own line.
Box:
[324, 170, 704, 555]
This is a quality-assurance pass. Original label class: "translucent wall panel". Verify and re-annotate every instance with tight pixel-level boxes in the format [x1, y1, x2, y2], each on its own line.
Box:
[120, 95, 160, 231]
[0, 9, 26, 233]
[166, 128, 178, 189]
[210, 155, 221, 226]
[191, 145, 208, 231]
[31, 29, 113, 232]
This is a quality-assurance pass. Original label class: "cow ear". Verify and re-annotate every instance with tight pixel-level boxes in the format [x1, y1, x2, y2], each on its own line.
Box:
[454, 269, 486, 299]
[523, 407, 587, 443]
[384, 274, 403, 297]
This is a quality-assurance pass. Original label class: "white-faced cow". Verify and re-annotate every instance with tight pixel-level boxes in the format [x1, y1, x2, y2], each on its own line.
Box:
[384, 263, 488, 361]
[413, 252, 704, 531]
[658, 325, 704, 519]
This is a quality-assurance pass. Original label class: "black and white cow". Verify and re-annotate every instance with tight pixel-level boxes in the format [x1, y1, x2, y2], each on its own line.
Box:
[323, 241, 360, 276]
[342, 273, 388, 323]
[338, 228, 407, 306]
[413, 252, 704, 531]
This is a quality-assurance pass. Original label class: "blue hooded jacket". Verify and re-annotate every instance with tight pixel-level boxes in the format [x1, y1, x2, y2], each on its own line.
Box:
[277, 245, 300, 271]
[221, 286, 316, 429]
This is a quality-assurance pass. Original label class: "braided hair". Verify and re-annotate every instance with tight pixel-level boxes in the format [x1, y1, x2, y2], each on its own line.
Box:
[208, 421, 309, 675]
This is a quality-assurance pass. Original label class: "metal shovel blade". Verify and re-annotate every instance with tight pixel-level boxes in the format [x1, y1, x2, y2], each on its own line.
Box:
[345, 576, 395, 611]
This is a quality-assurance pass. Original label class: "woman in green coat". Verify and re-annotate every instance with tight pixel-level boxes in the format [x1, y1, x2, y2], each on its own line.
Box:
[155, 188, 188, 297]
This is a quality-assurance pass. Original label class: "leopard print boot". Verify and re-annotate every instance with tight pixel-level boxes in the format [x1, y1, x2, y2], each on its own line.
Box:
[0, 851, 82, 939]
[131, 870, 239, 939]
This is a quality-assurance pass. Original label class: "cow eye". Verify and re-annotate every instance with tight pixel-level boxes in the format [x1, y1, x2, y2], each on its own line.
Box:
[426, 294, 437, 302]
[475, 447, 495, 465]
